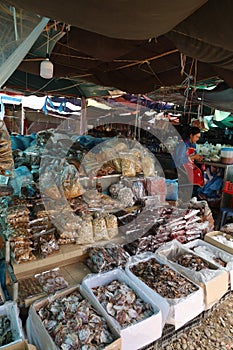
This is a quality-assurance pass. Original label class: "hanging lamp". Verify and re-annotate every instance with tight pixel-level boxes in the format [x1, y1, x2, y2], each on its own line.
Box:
[40, 27, 54, 79]
[40, 54, 53, 79]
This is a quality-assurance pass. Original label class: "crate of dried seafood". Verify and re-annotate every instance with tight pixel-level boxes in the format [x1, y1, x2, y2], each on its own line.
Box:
[204, 230, 233, 255]
[184, 239, 233, 290]
[26, 284, 121, 350]
[0, 301, 25, 349]
[81, 268, 162, 350]
[156, 240, 229, 309]
[125, 252, 204, 330]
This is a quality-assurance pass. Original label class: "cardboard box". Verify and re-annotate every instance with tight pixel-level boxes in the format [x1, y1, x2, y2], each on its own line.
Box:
[156, 240, 229, 310]
[0, 301, 24, 349]
[81, 268, 162, 350]
[3, 340, 37, 350]
[125, 253, 204, 330]
[205, 231, 233, 255]
[26, 285, 121, 350]
[185, 239, 233, 290]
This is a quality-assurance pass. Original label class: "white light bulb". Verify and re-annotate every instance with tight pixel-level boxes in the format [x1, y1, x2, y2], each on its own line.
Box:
[40, 58, 54, 79]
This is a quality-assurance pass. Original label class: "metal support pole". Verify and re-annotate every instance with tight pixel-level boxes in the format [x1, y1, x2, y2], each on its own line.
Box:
[21, 105, 25, 135]
[80, 97, 87, 135]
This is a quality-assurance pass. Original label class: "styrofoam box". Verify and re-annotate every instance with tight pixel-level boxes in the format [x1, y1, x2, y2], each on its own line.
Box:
[156, 240, 229, 310]
[125, 253, 204, 330]
[81, 268, 162, 350]
[0, 301, 24, 349]
[3, 340, 37, 350]
[184, 239, 233, 290]
[204, 231, 233, 255]
[26, 285, 121, 350]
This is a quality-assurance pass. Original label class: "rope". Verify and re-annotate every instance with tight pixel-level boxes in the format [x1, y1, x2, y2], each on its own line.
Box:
[114, 49, 179, 71]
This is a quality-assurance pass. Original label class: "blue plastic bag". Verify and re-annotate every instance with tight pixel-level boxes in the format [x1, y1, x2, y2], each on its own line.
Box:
[166, 179, 178, 201]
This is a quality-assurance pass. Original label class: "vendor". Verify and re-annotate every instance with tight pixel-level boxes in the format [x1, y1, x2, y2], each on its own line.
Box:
[173, 126, 204, 195]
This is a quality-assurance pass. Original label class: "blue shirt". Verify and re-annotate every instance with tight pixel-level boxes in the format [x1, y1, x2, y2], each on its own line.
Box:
[173, 138, 197, 168]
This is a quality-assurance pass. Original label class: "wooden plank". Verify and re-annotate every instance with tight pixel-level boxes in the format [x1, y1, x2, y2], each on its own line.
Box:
[11, 244, 88, 279]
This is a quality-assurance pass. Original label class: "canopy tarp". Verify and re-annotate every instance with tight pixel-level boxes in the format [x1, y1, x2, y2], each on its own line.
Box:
[3, 0, 233, 95]
[195, 83, 233, 113]
[5, 70, 120, 98]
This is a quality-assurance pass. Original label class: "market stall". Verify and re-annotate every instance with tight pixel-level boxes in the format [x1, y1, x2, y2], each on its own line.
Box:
[1, 120, 232, 349]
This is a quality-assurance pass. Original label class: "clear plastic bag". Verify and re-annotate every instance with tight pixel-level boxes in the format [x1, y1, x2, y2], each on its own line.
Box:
[141, 156, 155, 177]
[131, 180, 146, 199]
[109, 182, 124, 199]
[105, 214, 118, 238]
[35, 268, 68, 294]
[117, 187, 135, 207]
[62, 164, 85, 199]
[93, 215, 109, 241]
[77, 216, 94, 244]
[0, 120, 14, 176]
[40, 170, 61, 200]
[146, 176, 166, 196]
[120, 152, 136, 177]
[131, 148, 142, 173]
[112, 158, 122, 173]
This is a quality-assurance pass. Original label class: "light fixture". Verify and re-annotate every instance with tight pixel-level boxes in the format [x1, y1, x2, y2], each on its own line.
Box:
[40, 54, 54, 79]
[40, 27, 54, 79]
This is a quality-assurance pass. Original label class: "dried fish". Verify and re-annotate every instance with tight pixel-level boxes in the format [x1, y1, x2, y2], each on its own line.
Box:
[37, 291, 115, 349]
[18, 276, 44, 303]
[92, 280, 153, 328]
[35, 268, 68, 294]
[174, 253, 214, 271]
[130, 258, 198, 299]
[0, 315, 13, 346]
[85, 243, 130, 273]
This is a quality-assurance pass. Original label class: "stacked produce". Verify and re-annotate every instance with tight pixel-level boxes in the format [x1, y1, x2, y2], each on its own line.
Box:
[29, 212, 59, 258]
[7, 203, 36, 263]
[123, 206, 207, 255]
[160, 208, 204, 243]
[83, 189, 123, 210]
[82, 140, 156, 178]
[0, 121, 14, 176]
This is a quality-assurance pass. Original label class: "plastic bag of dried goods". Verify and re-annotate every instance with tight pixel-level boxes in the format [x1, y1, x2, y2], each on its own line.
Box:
[109, 182, 124, 199]
[76, 216, 94, 244]
[105, 214, 118, 238]
[131, 148, 143, 173]
[117, 187, 135, 207]
[93, 215, 109, 241]
[146, 176, 166, 196]
[62, 164, 85, 198]
[120, 152, 136, 177]
[141, 155, 155, 177]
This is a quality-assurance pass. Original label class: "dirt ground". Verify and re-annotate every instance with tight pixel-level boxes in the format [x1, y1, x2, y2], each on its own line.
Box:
[161, 292, 233, 350]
